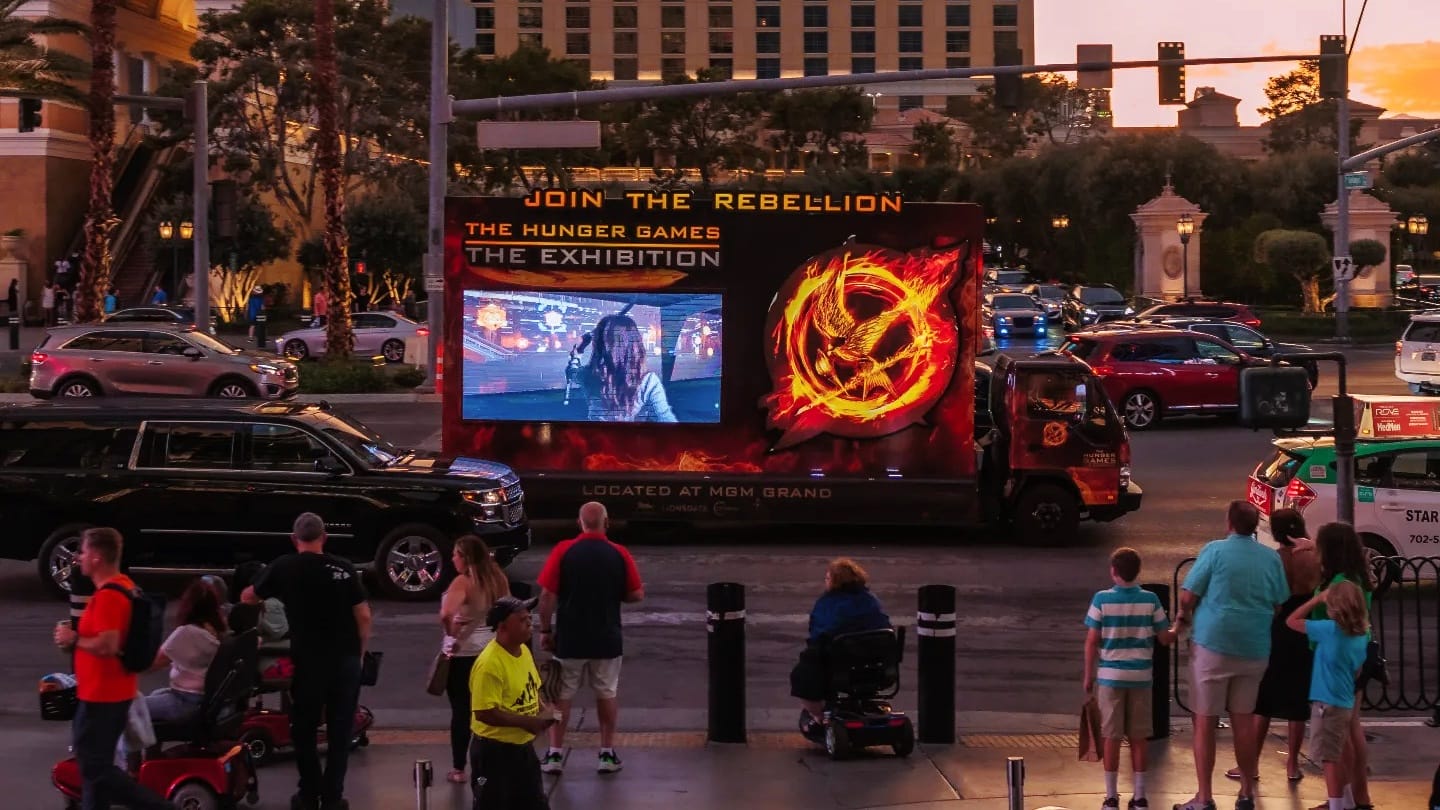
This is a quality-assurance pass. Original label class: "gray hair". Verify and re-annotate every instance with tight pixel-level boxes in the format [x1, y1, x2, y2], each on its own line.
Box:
[293, 512, 326, 543]
[578, 501, 608, 531]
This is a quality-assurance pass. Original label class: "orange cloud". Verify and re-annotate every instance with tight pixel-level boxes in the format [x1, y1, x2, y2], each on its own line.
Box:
[1351, 41, 1440, 117]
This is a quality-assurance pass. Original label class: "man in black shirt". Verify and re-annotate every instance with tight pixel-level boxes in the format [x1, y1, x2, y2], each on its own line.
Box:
[244, 513, 372, 810]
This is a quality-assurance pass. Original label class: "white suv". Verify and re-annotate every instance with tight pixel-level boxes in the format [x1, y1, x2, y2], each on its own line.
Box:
[1395, 314, 1440, 394]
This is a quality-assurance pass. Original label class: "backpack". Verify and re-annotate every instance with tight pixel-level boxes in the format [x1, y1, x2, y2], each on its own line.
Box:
[100, 582, 165, 674]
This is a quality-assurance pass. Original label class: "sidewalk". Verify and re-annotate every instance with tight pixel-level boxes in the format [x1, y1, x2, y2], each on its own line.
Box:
[4, 710, 1434, 809]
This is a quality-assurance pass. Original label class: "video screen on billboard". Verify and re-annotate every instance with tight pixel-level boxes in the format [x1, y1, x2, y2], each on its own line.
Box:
[460, 290, 723, 423]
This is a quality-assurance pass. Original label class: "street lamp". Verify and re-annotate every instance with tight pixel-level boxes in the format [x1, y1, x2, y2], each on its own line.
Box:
[1177, 213, 1195, 300]
[1050, 214, 1070, 230]
[157, 219, 193, 304]
[1408, 215, 1430, 265]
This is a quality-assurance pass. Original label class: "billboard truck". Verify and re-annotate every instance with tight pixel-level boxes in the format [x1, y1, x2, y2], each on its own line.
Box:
[442, 191, 1141, 540]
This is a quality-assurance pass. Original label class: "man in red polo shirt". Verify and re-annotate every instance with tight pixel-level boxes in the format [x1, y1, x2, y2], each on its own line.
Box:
[53, 527, 173, 810]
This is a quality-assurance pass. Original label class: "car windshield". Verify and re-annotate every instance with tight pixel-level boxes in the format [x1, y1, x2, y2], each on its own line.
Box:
[311, 410, 402, 468]
[991, 294, 1035, 309]
[1033, 285, 1064, 299]
[183, 330, 242, 355]
[994, 271, 1028, 284]
[1080, 288, 1125, 305]
[1060, 338, 1098, 360]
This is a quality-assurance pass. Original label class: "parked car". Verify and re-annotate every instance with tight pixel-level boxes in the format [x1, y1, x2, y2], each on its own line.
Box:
[276, 311, 428, 362]
[1133, 299, 1262, 328]
[1062, 285, 1134, 329]
[1060, 327, 1265, 430]
[984, 292, 1048, 338]
[106, 306, 219, 330]
[1075, 317, 1319, 386]
[1022, 283, 1066, 321]
[1395, 274, 1440, 305]
[0, 399, 531, 600]
[29, 323, 298, 400]
[1395, 313, 1440, 394]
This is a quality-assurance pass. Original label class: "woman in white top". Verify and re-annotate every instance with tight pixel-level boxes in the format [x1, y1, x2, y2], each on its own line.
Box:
[439, 534, 510, 783]
[145, 578, 225, 722]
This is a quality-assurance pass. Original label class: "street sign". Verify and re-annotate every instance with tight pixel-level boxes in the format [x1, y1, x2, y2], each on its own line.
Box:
[476, 121, 601, 149]
[1333, 256, 1354, 280]
[1343, 171, 1372, 190]
[424, 276, 444, 293]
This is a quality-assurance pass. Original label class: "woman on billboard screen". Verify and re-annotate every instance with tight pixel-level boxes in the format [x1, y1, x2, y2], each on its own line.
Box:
[583, 314, 677, 423]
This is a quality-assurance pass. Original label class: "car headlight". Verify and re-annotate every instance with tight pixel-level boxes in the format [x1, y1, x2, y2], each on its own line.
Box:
[1124, 306, 1135, 315]
[1084, 307, 1097, 316]
[249, 363, 282, 374]
[997, 315, 1010, 323]
[462, 488, 507, 505]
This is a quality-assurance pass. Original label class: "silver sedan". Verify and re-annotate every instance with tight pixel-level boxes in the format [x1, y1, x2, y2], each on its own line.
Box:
[275, 311, 429, 362]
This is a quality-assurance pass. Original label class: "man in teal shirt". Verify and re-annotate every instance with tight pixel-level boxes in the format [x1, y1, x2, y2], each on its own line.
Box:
[1174, 501, 1288, 810]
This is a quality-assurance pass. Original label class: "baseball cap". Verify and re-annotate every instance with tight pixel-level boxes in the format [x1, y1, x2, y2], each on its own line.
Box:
[486, 595, 538, 630]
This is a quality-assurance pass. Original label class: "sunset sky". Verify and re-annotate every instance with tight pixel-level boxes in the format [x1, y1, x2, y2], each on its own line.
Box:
[1034, 0, 1440, 126]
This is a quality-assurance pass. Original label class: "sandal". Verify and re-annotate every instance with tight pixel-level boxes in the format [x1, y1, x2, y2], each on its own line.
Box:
[1287, 768, 1303, 782]
[1223, 767, 1259, 780]
[447, 770, 467, 784]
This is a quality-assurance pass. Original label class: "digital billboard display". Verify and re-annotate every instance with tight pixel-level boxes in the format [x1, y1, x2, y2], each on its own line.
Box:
[460, 290, 722, 423]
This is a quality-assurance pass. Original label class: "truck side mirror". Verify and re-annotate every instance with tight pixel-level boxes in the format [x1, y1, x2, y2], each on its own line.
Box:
[1239, 366, 1312, 429]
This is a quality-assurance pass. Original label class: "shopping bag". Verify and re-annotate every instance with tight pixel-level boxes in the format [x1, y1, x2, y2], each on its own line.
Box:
[1078, 697, 1103, 762]
[425, 653, 450, 697]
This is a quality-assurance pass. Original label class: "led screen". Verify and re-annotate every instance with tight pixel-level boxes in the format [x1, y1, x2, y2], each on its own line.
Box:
[461, 290, 722, 423]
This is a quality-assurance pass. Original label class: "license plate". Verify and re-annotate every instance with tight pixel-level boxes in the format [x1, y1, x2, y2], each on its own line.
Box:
[1424, 352, 1436, 362]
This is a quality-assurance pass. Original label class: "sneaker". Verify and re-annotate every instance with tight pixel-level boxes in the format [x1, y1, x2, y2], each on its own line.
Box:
[597, 750, 623, 774]
[1102, 798, 1120, 810]
[1173, 800, 1216, 810]
[540, 750, 564, 774]
[1234, 797, 1255, 810]
[1129, 800, 1149, 810]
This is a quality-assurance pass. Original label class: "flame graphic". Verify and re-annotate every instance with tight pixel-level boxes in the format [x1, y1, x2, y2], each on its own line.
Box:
[762, 244, 964, 450]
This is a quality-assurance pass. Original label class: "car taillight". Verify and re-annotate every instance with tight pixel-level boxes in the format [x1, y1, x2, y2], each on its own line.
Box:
[1244, 318, 1262, 328]
[416, 326, 430, 337]
[30, 351, 48, 365]
[1282, 477, 1317, 512]
[1090, 364, 1113, 377]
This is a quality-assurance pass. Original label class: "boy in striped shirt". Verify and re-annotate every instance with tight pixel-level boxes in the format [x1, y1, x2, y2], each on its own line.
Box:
[1084, 547, 1184, 810]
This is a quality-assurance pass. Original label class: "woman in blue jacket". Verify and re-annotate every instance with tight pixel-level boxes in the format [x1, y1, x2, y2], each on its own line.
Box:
[791, 558, 890, 734]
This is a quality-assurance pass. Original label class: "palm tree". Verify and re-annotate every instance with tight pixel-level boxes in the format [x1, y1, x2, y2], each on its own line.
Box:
[77, 0, 117, 324]
[0, 0, 88, 103]
[315, 0, 354, 359]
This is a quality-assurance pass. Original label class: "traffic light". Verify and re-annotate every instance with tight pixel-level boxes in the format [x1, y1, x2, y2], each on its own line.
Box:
[1319, 35, 1347, 99]
[355, 260, 367, 275]
[212, 179, 237, 239]
[1239, 366, 1312, 430]
[1157, 42, 1185, 106]
[18, 98, 41, 132]
[993, 47, 1023, 111]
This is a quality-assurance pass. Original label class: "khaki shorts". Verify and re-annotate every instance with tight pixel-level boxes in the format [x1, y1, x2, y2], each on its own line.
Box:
[1308, 702, 1352, 762]
[555, 657, 623, 701]
[1190, 643, 1268, 716]
[1096, 685, 1152, 740]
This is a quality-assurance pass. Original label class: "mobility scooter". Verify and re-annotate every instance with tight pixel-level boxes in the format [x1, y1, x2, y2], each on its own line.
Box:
[799, 626, 915, 759]
[50, 630, 262, 809]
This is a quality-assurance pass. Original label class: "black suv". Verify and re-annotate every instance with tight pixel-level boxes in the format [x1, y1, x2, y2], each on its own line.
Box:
[0, 400, 529, 601]
[1062, 285, 1133, 329]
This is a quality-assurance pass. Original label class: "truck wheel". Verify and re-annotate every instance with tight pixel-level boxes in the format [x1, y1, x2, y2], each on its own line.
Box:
[1013, 483, 1079, 544]
[168, 781, 219, 810]
[38, 523, 93, 600]
[374, 524, 453, 600]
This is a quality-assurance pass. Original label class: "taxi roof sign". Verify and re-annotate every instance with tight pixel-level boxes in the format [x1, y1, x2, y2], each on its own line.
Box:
[1353, 394, 1440, 440]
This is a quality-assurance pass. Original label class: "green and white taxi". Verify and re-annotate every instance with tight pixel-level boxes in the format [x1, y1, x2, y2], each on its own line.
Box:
[1248, 395, 1440, 558]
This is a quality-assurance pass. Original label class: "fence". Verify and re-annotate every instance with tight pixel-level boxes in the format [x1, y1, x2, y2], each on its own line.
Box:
[1168, 555, 1440, 724]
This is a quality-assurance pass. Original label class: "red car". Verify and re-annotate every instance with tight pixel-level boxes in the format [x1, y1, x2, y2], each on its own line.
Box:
[1059, 328, 1259, 430]
[1133, 300, 1262, 328]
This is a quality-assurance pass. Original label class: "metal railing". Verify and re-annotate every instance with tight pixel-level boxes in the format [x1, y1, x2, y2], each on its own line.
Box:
[1169, 555, 1439, 722]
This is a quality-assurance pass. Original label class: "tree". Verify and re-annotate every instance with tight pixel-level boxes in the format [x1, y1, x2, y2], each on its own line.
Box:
[910, 120, 957, 166]
[1349, 238, 1387, 279]
[628, 67, 767, 189]
[0, 0, 88, 103]
[313, 0, 353, 359]
[1258, 61, 1360, 154]
[78, 0, 117, 324]
[949, 74, 1105, 163]
[765, 88, 873, 171]
[345, 194, 425, 297]
[1255, 229, 1332, 312]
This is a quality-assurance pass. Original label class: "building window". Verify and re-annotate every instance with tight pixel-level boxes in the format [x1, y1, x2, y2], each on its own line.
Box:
[803, 32, 827, 53]
[474, 7, 494, 28]
[709, 58, 733, 77]
[614, 58, 638, 80]
[661, 31, 686, 54]
[709, 4, 733, 28]
[899, 56, 923, 71]
[804, 57, 828, 76]
[899, 31, 923, 53]
[994, 30, 1019, 53]
[899, 95, 924, 110]
[710, 31, 734, 54]
[851, 3, 875, 27]
[614, 5, 637, 27]
[946, 56, 970, 68]
[945, 31, 970, 52]
[851, 31, 875, 53]
[662, 58, 687, 78]
[566, 33, 590, 55]
[474, 33, 495, 55]
[852, 56, 875, 74]
[518, 32, 543, 48]
[945, 3, 969, 27]
[757, 5, 780, 27]
[802, 6, 827, 27]
[565, 7, 589, 27]
[993, 3, 1018, 26]
[898, 5, 924, 27]
[661, 5, 685, 27]
[614, 31, 637, 53]
[756, 58, 780, 79]
[756, 31, 780, 53]
[518, 7, 542, 28]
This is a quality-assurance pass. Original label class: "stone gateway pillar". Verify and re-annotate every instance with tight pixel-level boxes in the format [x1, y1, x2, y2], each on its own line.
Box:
[1130, 182, 1207, 302]
[1321, 190, 1399, 308]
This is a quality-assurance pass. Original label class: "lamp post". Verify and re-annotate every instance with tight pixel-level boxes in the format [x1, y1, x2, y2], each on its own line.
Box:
[157, 220, 193, 305]
[1177, 213, 1194, 300]
[1408, 215, 1430, 268]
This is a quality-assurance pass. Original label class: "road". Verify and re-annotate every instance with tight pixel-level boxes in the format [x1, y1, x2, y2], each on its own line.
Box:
[0, 344, 1415, 728]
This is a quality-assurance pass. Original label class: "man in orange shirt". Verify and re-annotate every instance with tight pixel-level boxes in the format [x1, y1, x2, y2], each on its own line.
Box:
[53, 528, 173, 810]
